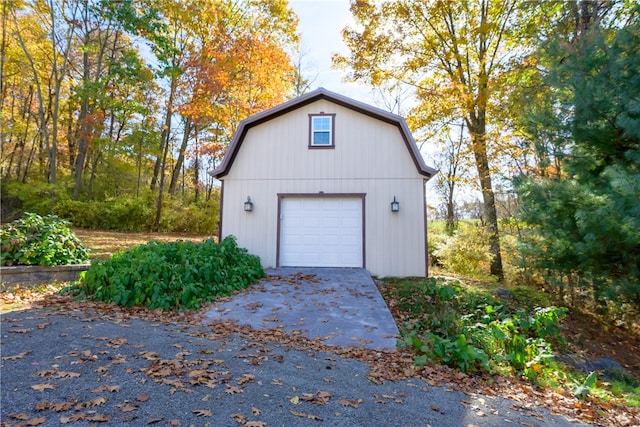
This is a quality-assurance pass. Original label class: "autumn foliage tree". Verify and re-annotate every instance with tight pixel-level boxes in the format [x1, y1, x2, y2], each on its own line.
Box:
[172, 0, 298, 194]
[1, 0, 300, 232]
[334, 0, 540, 280]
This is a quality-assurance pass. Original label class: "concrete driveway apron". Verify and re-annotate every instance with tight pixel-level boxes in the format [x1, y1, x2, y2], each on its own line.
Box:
[203, 267, 400, 349]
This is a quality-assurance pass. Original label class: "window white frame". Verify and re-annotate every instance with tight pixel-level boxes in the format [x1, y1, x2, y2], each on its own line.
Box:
[309, 113, 335, 148]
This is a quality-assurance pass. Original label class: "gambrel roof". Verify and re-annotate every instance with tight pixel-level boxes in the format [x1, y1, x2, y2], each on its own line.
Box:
[210, 87, 437, 179]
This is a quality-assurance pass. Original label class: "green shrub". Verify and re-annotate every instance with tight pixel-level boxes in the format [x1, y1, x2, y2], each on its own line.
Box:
[2, 180, 67, 219]
[0, 213, 90, 266]
[106, 197, 155, 231]
[432, 226, 492, 277]
[76, 236, 263, 310]
[392, 277, 567, 378]
[54, 196, 155, 231]
[3, 180, 220, 234]
[54, 198, 100, 229]
[160, 197, 219, 234]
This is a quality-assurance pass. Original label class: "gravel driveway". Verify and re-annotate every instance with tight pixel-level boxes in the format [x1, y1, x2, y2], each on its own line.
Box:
[1, 311, 587, 427]
[1, 277, 591, 427]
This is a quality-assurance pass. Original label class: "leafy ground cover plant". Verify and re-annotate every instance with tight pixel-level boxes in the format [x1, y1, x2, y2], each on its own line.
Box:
[385, 276, 640, 406]
[0, 213, 90, 266]
[388, 277, 566, 376]
[72, 236, 263, 310]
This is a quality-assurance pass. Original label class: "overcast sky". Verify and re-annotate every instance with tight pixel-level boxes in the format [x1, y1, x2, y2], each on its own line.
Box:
[289, 0, 374, 104]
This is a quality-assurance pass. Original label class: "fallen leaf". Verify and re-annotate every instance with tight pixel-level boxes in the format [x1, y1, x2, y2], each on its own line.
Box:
[31, 384, 56, 391]
[230, 413, 246, 423]
[170, 420, 180, 426]
[251, 407, 261, 415]
[57, 371, 81, 379]
[301, 393, 315, 402]
[9, 413, 30, 420]
[289, 396, 300, 405]
[60, 416, 72, 424]
[338, 398, 361, 408]
[86, 413, 111, 422]
[225, 385, 242, 395]
[238, 373, 255, 385]
[316, 391, 331, 404]
[85, 397, 107, 407]
[50, 401, 74, 412]
[193, 409, 213, 417]
[120, 404, 139, 412]
[26, 417, 46, 426]
[35, 400, 50, 411]
[137, 393, 150, 402]
[70, 413, 86, 422]
[289, 410, 322, 421]
[2, 351, 31, 360]
[92, 385, 120, 393]
[245, 422, 267, 427]
[9, 328, 32, 333]
[147, 416, 164, 424]
[202, 394, 211, 402]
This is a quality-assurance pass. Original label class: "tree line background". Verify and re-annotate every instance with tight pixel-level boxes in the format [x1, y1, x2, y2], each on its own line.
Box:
[1, 0, 307, 232]
[1, 0, 638, 317]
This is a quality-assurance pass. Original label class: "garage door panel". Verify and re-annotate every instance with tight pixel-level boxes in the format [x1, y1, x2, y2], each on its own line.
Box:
[280, 197, 362, 268]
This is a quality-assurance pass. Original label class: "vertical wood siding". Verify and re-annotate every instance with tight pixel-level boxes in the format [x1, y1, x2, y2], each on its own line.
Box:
[220, 100, 427, 277]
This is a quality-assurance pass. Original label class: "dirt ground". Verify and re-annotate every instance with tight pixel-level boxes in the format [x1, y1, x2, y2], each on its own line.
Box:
[561, 309, 640, 380]
[72, 228, 213, 260]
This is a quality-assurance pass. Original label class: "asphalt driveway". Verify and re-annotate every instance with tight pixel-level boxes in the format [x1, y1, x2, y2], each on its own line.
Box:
[0, 269, 596, 426]
[204, 268, 399, 349]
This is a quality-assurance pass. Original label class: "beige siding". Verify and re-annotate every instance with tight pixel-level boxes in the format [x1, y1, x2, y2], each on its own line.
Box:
[225, 100, 419, 181]
[221, 99, 427, 277]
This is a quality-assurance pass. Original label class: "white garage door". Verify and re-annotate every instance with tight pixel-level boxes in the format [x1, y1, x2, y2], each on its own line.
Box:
[280, 197, 363, 268]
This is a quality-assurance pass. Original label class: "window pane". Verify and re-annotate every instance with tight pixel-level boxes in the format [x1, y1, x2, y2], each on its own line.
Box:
[313, 117, 331, 131]
[313, 131, 331, 145]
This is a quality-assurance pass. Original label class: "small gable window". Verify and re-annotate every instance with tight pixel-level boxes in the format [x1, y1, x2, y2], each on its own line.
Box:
[309, 113, 335, 148]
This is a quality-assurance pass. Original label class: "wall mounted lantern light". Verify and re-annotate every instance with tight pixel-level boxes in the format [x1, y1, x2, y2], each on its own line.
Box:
[390, 196, 400, 212]
[244, 196, 254, 212]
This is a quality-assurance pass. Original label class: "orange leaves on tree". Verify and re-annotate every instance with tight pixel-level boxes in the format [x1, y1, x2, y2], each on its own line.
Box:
[172, 0, 298, 164]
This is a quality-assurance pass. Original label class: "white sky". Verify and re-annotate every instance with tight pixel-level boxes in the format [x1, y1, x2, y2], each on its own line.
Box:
[289, 0, 374, 104]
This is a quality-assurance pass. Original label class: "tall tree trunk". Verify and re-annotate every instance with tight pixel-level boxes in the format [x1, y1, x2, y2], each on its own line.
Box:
[86, 151, 101, 201]
[193, 128, 199, 202]
[169, 117, 191, 195]
[151, 75, 177, 191]
[11, 7, 50, 182]
[46, 0, 76, 184]
[0, 0, 7, 104]
[445, 195, 456, 234]
[136, 137, 143, 197]
[152, 75, 178, 230]
[67, 98, 76, 172]
[468, 112, 503, 280]
[73, 45, 91, 200]
[3, 86, 17, 178]
[22, 133, 38, 183]
[153, 130, 171, 231]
